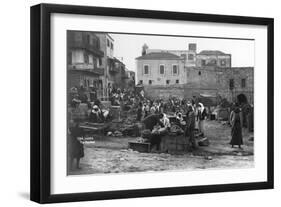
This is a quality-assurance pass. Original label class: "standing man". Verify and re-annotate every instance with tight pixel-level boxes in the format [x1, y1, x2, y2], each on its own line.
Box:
[136, 102, 143, 121]
[68, 119, 84, 170]
[185, 104, 196, 150]
[197, 103, 207, 137]
[229, 103, 243, 149]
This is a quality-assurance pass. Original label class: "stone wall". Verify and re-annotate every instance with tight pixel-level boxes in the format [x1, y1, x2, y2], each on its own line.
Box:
[67, 70, 101, 91]
[144, 84, 218, 100]
[144, 85, 185, 99]
[217, 67, 254, 104]
[95, 33, 108, 87]
[96, 33, 125, 89]
[196, 54, 231, 68]
[143, 67, 254, 104]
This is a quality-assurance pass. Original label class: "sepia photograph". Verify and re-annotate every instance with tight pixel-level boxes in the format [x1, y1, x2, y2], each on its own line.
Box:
[66, 31, 254, 176]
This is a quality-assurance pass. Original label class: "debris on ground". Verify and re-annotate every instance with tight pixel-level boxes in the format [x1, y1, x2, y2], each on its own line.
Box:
[198, 137, 210, 146]
[204, 156, 213, 160]
[120, 124, 140, 137]
[69, 120, 254, 175]
[113, 130, 123, 137]
[128, 141, 150, 153]
[103, 115, 141, 137]
[236, 152, 243, 156]
[221, 121, 228, 125]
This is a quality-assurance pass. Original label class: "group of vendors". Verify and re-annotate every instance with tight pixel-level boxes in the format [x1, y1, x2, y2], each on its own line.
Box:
[141, 102, 207, 151]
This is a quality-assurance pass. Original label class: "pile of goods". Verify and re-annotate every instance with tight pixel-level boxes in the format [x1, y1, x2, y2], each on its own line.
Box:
[141, 129, 152, 139]
[113, 130, 123, 137]
[119, 124, 140, 137]
[106, 130, 123, 137]
[135, 137, 146, 143]
[169, 124, 184, 136]
[105, 116, 141, 137]
[197, 137, 210, 146]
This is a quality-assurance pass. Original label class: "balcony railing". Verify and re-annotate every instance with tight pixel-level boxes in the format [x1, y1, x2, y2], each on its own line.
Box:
[109, 66, 120, 73]
[68, 40, 104, 57]
[121, 72, 129, 79]
[68, 64, 104, 75]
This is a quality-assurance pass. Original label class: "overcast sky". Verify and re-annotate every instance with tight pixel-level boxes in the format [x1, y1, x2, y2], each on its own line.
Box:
[110, 33, 254, 72]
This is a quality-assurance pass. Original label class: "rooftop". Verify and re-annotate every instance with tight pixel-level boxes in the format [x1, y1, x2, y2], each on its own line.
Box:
[136, 52, 181, 60]
[198, 50, 227, 55]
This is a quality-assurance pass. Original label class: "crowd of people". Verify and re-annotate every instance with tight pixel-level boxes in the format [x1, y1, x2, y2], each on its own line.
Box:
[67, 85, 251, 170]
[139, 99, 208, 151]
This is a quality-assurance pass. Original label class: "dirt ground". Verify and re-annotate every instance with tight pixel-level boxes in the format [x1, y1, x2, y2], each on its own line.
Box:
[69, 120, 254, 175]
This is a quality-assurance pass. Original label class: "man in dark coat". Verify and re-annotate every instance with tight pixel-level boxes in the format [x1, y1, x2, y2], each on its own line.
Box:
[142, 114, 163, 131]
[142, 114, 165, 151]
[185, 105, 196, 150]
[136, 102, 143, 121]
[230, 105, 243, 148]
[68, 120, 84, 170]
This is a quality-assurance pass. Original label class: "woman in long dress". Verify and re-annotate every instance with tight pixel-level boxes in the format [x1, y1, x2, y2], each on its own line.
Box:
[230, 106, 243, 148]
[197, 103, 207, 137]
[68, 120, 84, 170]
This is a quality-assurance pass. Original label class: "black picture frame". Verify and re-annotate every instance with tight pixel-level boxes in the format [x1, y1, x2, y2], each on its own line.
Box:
[30, 3, 274, 204]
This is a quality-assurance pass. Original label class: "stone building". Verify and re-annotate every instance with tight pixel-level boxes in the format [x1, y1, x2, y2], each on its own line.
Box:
[123, 69, 136, 90]
[67, 31, 132, 101]
[146, 43, 197, 67]
[127, 70, 136, 83]
[196, 50, 231, 68]
[184, 66, 253, 104]
[67, 31, 105, 99]
[95, 33, 114, 91]
[217, 67, 253, 104]
[136, 43, 253, 104]
[135, 51, 185, 86]
[95, 33, 132, 96]
[110, 57, 127, 89]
